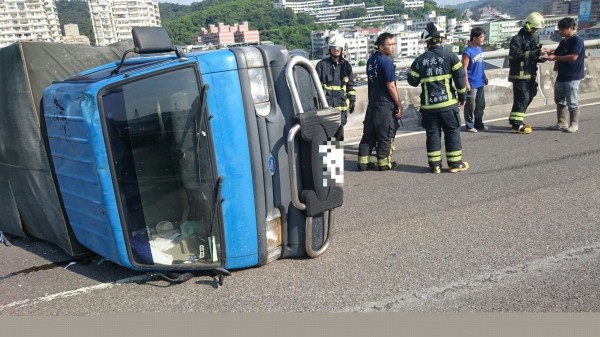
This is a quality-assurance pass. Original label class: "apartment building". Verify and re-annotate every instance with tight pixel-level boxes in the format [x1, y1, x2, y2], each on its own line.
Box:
[88, 0, 161, 46]
[544, 0, 577, 15]
[379, 22, 426, 58]
[483, 20, 520, 46]
[273, 0, 333, 11]
[311, 29, 374, 65]
[62, 23, 90, 45]
[197, 22, 260, 47]
[403, 0, 424, 9]
[409, 11, 447, 32]
[0, 0, 62, 48]
[275, 0, 396, 26]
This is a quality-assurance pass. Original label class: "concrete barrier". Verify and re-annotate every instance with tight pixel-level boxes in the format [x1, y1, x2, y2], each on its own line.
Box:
[346, 54, 599, 139]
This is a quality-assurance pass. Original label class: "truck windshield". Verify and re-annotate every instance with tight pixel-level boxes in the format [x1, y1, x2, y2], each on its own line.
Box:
[100, 66, 222, 267]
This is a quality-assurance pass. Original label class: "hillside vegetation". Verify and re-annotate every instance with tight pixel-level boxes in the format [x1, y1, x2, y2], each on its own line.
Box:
[54, 0, 463, 51]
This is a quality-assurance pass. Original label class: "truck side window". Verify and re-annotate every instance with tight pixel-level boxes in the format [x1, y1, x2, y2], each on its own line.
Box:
[101, 67, 221, 267]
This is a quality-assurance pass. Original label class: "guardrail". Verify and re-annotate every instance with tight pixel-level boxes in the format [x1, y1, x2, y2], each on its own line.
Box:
[353, 39, 600, 73]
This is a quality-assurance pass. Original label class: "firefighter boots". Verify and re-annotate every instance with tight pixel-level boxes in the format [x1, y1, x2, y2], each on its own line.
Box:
[448, 162, 470, 173]
[512, 124, 532, 134]
[378, 161, 399, 171]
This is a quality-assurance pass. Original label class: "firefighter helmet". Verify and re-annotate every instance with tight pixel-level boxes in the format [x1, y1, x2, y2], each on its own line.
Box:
[523, 12, 545, 31]
[328, 34, 345, 51]
[421, 22, 445, 41]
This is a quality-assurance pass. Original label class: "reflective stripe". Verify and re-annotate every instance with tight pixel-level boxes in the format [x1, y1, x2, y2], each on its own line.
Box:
[420, 99, 458, 110]
[508, 74, 532, 80]
[347, 90, 356, 96]
[377, 145, 395, 168]
[510, 112, 525, 121]
[524, 51, 530, 60]
[452, 61, 462, 71]
[377, 158, 390, 166]
[420, 74, 457, 109]
[409, 69, 420, 78]
[358, 156, 370, 165]
[456, 87, 466, 93]
[427, 150, 442, 163]
[323, 84, 344, 91]
[447, 150, 462, 163]
[420, 74, 452, 83]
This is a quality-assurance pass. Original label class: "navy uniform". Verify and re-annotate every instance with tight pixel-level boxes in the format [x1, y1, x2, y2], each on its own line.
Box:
[357, 35, 401, 171]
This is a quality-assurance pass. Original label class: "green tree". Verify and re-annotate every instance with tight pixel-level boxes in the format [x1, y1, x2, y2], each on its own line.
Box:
[55, 0, 95, 45]
[338, 8, 367, 19]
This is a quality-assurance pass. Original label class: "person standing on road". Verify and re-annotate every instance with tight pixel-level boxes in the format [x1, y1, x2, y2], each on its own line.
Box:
[407, 23, 469, 174]
[357, 32, 404, 171]
[546, 17, 585, 133]
[507, 12, 549, 134]
[462, 27, 489, 132]
[315, 34, 356, 141]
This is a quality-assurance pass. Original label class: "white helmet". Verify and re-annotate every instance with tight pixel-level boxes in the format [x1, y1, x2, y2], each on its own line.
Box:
[328, 34, 345, 51]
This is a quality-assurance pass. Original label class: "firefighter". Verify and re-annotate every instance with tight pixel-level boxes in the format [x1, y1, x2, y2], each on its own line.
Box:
[407, 23, 469, 173]
[315, 34, 356, 141]
[507, 12, 550, 134]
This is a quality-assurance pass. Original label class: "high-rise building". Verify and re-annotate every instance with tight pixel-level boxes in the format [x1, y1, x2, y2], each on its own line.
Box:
[404, 0, 424, 9]
[0, 0, 62, 48]
[88, 0, 161, 46]
[63, 23, 90, 45]
[273, 0, 333, 11]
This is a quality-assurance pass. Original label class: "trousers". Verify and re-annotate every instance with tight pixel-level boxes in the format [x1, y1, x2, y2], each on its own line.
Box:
[358, 101, 396, 168]
[464, 86, 486, 130]
[421, 107, 464, 167]
[509, 80, 538, 127]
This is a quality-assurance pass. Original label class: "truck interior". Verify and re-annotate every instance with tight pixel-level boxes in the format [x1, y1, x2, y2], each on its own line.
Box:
[100, 66, 222, 267]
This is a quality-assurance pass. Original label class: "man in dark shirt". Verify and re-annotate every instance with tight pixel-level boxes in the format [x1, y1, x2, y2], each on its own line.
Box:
[547, 17, 585, 133]
[357, 32, 404, 171]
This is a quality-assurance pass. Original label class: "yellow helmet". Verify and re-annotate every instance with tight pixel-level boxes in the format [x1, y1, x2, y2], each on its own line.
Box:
[524, 12, 545, 31]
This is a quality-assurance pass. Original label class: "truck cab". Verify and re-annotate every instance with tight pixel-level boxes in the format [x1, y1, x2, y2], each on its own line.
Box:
[42, 27, 343, 272]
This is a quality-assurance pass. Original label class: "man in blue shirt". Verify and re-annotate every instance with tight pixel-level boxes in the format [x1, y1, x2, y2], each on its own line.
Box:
[547, 17, 585, 133]
[462, 27, 489, 132]
[357, 32, 404, 171]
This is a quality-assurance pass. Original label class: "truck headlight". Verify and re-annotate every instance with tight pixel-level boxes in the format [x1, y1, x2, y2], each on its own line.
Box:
[248, 68, 271, 117]
[266, 207, 282, 262]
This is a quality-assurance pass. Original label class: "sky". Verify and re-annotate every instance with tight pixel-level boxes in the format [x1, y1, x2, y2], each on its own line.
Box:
[156, 0, 474, 7]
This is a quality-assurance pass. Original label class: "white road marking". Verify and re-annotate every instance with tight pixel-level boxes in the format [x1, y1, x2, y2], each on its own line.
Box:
[344, 242, 600, 312]
[0, 275, 149, 312]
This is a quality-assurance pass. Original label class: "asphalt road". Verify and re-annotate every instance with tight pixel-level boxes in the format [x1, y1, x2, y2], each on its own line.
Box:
[2, 102, 600, 314]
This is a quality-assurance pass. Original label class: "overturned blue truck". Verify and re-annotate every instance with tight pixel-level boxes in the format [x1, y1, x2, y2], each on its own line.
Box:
[0, 28, 343, 279]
